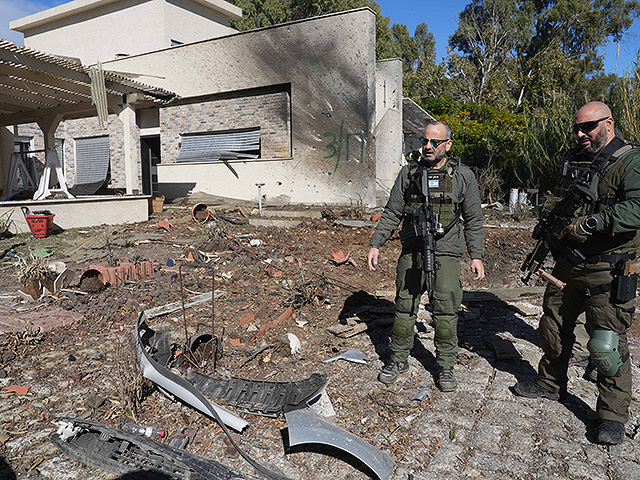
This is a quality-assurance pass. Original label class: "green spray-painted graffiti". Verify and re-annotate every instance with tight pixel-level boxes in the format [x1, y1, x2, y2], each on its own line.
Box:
[323, 120, 365, 173]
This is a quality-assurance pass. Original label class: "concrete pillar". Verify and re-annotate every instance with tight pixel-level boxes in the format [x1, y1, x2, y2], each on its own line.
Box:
[118, 103, 141, 195]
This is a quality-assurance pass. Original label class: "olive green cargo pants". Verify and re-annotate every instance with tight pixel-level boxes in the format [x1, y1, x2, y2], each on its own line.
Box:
[537, 258, 633, 423]
[389, 251, 462, 367]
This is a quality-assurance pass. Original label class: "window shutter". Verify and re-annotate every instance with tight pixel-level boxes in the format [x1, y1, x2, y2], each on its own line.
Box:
[75, 136, 109, 184]
[177, 128, 260, 163]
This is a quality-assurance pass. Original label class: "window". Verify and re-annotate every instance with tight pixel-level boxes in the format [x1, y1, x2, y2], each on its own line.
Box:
[177, 128, 260, 163]
[75, 136, 110, 185]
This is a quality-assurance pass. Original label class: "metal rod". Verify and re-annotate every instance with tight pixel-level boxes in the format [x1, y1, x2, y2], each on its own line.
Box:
[178, 265, 190, 354]
[177, 262, 216, 374]
[256, 183, 265, 216]
[211, 263, 216, 374]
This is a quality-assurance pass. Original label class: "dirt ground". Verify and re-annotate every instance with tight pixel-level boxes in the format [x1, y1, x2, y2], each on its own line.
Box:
[0, 203, 638, 480]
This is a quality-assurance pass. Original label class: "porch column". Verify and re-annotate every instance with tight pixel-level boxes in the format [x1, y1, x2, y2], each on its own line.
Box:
[118, 103, 141, 195]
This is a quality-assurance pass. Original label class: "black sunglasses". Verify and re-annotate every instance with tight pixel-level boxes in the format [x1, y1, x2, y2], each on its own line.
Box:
[572, 116, 609, 135]
[420, 137, 449, 148]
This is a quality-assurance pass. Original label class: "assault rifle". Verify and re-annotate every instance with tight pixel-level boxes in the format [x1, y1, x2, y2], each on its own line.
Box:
[400, 169, 443, 295]
[521, 182, 595, 285]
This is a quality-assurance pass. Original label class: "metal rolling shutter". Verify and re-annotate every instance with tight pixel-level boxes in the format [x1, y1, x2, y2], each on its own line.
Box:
[75, 136, 109, 185]
[177, 128, 260, 163]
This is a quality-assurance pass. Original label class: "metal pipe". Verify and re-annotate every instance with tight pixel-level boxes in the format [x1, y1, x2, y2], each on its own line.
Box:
[255, 183, 265, 216]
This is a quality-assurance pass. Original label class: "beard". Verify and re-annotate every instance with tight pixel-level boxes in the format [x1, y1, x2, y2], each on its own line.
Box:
[582, 124, 608, 154]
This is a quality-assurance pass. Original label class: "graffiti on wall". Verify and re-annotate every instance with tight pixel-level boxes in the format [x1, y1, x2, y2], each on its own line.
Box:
[323, 120, 365, 173]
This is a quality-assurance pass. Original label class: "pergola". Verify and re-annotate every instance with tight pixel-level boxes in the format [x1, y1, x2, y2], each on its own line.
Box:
[0, 39, 176, 199]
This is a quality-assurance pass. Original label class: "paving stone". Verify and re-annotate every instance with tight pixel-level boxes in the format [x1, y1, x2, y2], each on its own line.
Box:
[566, 458, 611, 480]
[611, 458, 640, 479]
[427, 442, 465, 473]
[503, 428, 537, 461]
[464, 449, 530, 478]
[470, 422, 503, 454]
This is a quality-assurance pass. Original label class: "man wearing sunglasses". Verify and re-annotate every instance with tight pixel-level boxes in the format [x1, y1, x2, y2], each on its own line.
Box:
[513, 101, 640, 445]
[367, 121, 485, 392]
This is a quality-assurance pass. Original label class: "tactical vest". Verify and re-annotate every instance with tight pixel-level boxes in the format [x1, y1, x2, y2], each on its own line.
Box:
[547, 138, 639, 217]
[544, 137, 640, 257]
[405, 158, 460, 233]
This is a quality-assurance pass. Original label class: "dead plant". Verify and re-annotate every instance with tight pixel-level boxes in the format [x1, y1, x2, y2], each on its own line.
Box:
[0, 210, 16, 237]
[14, 251, 56, 286]
[111, 335, 148, 420]
[283, 273, 329, 309]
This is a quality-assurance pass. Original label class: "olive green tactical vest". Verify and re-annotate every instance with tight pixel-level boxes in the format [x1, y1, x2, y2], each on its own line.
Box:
[549, 140, 637, 217]
[406, 159, 459, 233]
[545, 139, 640, 255]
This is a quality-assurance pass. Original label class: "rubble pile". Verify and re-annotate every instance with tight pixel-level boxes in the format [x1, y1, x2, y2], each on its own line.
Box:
[0, 205, 639, 480]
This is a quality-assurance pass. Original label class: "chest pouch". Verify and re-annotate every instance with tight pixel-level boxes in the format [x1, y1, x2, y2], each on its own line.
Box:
[427, 171, 457, 229]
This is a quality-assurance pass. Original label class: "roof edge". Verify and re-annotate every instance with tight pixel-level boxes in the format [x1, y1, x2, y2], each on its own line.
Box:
[10, 0, 242, 32]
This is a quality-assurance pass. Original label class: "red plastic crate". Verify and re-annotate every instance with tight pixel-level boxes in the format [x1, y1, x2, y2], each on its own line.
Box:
[25, 214, 54, 238]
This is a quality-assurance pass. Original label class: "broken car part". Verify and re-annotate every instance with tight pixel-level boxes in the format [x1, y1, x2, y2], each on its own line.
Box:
[135, 314, 247, 432]
[187, 369, 328, 418]
[51, 416, 250, 480]
[285, 408, 396, 480]
[135, 312, 291, 480]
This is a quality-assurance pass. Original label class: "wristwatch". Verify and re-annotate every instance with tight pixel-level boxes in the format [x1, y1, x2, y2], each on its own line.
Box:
[584, 216, 598, 232]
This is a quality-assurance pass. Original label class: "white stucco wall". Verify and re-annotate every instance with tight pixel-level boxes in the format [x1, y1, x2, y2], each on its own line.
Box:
[12, 0, 239, 65]
[163, 0, 236, 46]
[109, 8, 382, 206]
[374, 58, 404, 205]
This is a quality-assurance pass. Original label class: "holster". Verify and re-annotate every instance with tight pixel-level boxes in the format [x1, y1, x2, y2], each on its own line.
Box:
[612, 259, 638, 303]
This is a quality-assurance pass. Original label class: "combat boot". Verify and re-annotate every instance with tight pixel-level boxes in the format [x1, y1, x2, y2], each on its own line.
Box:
[512, 380, 560, 401]
[377, 360, 409, 384]
[596, 419, 625, 445]
[436, 366, 457, 392]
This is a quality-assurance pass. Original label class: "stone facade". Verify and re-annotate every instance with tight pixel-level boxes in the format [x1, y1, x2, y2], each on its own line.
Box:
[160, 87, 291, 164]
[16, 117, 129, 189]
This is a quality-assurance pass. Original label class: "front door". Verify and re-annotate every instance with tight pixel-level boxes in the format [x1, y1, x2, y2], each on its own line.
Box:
[141, 136, 160, 196]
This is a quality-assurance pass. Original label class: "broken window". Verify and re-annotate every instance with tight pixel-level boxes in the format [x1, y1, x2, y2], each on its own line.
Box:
[176, 128, 260, 163]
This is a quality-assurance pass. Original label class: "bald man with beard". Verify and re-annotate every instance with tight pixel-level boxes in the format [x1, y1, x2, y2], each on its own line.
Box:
[513, 101, 640, 445]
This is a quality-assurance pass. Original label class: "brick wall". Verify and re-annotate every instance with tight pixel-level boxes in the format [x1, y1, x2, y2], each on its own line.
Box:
[17, 116, 132, 189]
[15, 87, 290, 192]
[160, 88, 291, 163]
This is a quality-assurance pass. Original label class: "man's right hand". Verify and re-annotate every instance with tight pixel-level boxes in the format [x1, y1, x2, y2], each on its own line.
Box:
[367, 247, 379, 271]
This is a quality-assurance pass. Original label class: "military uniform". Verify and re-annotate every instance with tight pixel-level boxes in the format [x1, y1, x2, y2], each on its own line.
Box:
[370, 157, 484, 367]
[535, 138, 640, 424]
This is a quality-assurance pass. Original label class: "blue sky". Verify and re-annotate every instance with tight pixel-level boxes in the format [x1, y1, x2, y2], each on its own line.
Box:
[1, 0, 638, 75]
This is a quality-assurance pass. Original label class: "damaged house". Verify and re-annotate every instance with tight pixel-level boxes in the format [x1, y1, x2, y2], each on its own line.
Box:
[1, 0, 432, 222]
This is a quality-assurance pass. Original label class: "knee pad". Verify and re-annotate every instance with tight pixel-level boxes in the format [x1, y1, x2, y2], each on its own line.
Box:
[392, 318, 414, 338]
[587, 329, 624, 377]
[434, 320, 456, 340]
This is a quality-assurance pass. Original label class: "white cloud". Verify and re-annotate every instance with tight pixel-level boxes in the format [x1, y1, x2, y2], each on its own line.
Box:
[0, 0, 67, 45]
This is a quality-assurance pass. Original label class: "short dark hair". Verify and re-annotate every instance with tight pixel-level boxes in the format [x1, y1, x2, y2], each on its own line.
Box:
[426, 120, 452, 139]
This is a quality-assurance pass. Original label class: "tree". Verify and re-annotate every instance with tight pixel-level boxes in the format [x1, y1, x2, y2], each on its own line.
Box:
[610, 53, 640, 142]
[401, 23, 451, 102]
[449, 0, 640, 109]
[448, 0, 522, 105]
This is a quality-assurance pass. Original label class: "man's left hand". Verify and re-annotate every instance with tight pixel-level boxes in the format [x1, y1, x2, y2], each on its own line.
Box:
[559, 216, 591, 243]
